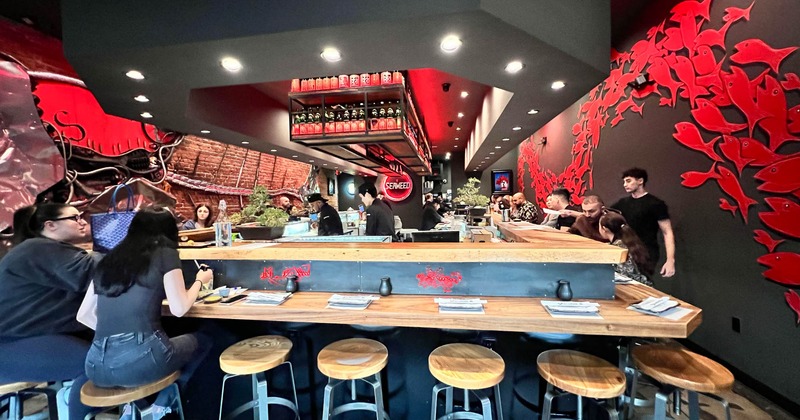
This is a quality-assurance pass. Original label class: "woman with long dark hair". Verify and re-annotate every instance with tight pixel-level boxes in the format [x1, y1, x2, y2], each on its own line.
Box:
[0, 203, 100, 419]
[81, 207, 213, 419]
[599, 211, 655, 286]
[181, 203, 214, 230]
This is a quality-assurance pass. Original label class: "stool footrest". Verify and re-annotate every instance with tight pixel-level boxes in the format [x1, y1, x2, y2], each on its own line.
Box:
[331, 401, 389, 419]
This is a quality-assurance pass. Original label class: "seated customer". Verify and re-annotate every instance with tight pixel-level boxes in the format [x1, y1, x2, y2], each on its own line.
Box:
[81, 208, 213, 420]
[181, 204, 213, 230]
[421, 198, 447, 230]
[598, 211, 654, 286]
[567, 195, 608, 243]
[0, 203, 100, 420]
[308, 193, 343, 236]
[551, 188, 579, 229]
[540, 194, 559, 228]
[511, 192, 541, 224]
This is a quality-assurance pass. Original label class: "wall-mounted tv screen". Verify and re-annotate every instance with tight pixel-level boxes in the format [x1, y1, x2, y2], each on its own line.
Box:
[491, 170, 513, 195]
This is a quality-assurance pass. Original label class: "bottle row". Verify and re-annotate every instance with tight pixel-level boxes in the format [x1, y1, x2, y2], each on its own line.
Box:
[290, 71, 404, 93]
[291, 103, 404, 135]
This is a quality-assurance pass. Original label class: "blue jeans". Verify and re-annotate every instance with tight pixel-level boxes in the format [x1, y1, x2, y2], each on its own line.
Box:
[85, 330, 210, 390]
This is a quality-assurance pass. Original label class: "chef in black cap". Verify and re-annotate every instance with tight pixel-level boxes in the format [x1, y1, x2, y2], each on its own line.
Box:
[307, 193, 343, 236]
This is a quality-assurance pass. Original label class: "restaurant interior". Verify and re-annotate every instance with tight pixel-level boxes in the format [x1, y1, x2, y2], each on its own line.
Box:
[1, 0, 799, 419]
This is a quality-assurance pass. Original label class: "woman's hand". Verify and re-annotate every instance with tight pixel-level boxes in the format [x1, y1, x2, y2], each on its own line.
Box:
[196, 265, 213, 286]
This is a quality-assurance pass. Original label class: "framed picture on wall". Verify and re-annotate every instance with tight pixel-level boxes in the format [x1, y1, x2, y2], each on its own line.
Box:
[491, 170, 513, 195]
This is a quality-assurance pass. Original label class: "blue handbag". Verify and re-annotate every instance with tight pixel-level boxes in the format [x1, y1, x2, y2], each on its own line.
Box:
[90, 184, 136, 253]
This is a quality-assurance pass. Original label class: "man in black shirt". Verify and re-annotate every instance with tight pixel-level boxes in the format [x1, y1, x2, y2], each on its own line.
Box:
[611, 167, 675, 277]
[358, 182, 396, 239]
[307, 193, 343, 236]
[551, 188, 578, 229]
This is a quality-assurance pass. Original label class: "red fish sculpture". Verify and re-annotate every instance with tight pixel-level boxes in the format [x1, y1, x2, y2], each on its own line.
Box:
[673, 122, 723, 161]
[756, 75, 799, 150]
[681, 163, 718, 188]
[754, 155, 800, 193]
[757, 252, 800, 286]
[715, 165, 757, 222]
[722, 66, 771, 137]
[740, 138, 784, 167]
[723, 1, 754, 23]
[759, 197, 800, 239]
[719, 198, 738, 217]
[690, 98, 748, 134]
[753, 229, 785, 253]
[782, 73, 800, 91]
[730, 39, 798, 74]
[718, 135, 753, 175]
[785, 290, 800, 325]
[670, 0, 711, 22]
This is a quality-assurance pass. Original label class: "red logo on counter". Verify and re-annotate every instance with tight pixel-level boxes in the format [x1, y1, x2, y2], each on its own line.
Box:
[260, 264, 311, 286]
[381, 173, 413, 202]
[416, 266, 462, 293]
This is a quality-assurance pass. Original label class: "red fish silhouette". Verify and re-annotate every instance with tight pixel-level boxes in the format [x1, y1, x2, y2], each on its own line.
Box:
[742, 138, 787, 167]
[610, 114, 625, 127]
[782, 73, 800, 91]
[756, 75, 799, 150]
[719, 198, 738, 217]
[690, 98, 748, 135]
[718, 135, 753, 175]
[681, 163, 718, 188]
[731, 39, 798, 74]
[755, 156, 800, 194]
[753, 229, 785, 253]
[715, 165, 757, 222]
[757, 252, 800, 286]
[662, 27, 685, 52]
[785, 290, 800, 325]
[788, 105, 800, 134]
[670, 0, 711, 22]
[673, 122, 723, 161]
[691, 45, 717, 75]
[632, 82, 661, 99]
[723, 1, 754, 23]
[649, 56, 682, 107]
[694, 20, 733, 51]
[759, 197, 800, 239]
[723, 67, 771, 137]
[672, 56, 708, 107]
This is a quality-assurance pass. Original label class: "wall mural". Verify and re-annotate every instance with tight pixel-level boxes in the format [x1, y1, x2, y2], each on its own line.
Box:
[517, 0, 800, 322]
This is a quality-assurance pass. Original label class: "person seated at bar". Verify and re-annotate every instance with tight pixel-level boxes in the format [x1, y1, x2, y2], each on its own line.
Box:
[424, 192, 434, 204]
[358, 182, 396, 240]
[80, 207, 213, 420]
[540, 194, 559, 227]
[490, 194, 503, 212]
[0, 203, 101, 420]
[421, 197, 448, 231]
[567, 194, 608, 242]
[181, 203, 213, 230]
[511, 192, 541, 224]
[598, 210, 654, 286]
[551, 187, 579, 229]
[307, 193, 343, 236]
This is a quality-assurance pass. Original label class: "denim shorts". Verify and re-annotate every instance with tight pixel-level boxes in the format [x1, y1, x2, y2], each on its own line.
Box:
[85, 330, 194, 388]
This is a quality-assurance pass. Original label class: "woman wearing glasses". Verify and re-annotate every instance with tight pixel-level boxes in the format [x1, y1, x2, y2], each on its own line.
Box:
[598, 210, 655, 286]
[0, 203, 101, 419]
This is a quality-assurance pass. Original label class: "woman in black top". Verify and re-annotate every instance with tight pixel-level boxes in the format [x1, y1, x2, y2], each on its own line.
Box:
[598, 211, 654, 285]
[81, 207, 213, 419]
[181, 204, 214, 230]
[0, 203, 100, 419]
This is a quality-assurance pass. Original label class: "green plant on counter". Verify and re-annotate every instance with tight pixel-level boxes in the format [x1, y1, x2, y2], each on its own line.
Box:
[230, 185, 289, 227]
[454, 177, 490, 207]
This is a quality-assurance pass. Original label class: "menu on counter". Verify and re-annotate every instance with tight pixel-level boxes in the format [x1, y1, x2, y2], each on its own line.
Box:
[245, 292, 292, 306]
[435, 298, 487, 314]
[326, 294, 380, 310]
[541, 300, 603, 319]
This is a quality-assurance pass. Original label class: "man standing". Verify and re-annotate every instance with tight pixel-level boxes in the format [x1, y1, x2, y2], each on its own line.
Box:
[307, 193, 343, 236]
[511, 192, 541, 224]
[567, 195, 608, 243]
[358, 182, 396, 239]
[612, 168, 675, 277]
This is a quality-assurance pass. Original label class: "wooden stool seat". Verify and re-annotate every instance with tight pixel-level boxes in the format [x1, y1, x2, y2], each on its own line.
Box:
[80, 371, 180, 407]
[317, 338, 388, 380]
[0, 382, 42, 395]
[220, 335, 293, 375]
[632, 344, 734, 393]
[537, 350, 626, 399]
[429, 343, 505, 390]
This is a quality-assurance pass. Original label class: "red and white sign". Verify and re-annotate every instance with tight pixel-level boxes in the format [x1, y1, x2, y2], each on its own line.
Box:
[380, 173, 413, 202]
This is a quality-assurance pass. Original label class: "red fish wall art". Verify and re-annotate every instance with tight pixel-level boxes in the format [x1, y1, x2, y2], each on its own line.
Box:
[517, 0, 800, 323]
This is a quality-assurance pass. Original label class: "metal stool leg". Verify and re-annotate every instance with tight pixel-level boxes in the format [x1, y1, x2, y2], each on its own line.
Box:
[701, 391, 731, 420]
[576, 395, 583, 420]
[653, 386, 673, 420]
[252, 372, 269, 420]
[493, 383, 503, 420]
[321, 378, 341, 420]
[445, 385, 453, 415]
[8, 394, 22, 420]
[474, 389, 493, 420]
[687, 390, 700, 420]
[286, 362, 300, 420]
[542, 383, 556, 420]
[673, 388, 682, 417]
[370, 373, 386, 420]
[603, 399, 620, 420]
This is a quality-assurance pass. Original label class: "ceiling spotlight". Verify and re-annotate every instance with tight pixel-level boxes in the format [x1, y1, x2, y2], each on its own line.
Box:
[200, 130, 211, 134]
[490, 152, 495, 155]
[445, 152, 451, 160]
[505, 60, 525, 73]
[270, 149, 277, 152]
[455, 137, 459, 140]
[440, 35, 462, 53]
[241, 141, 250, 145]
[140, 112, 153, 118]
[502, 138, 510, 141]
[309, 160, 314, 163]
[220, 57, 243, 72]
[527, 109, 539, 115]
[432, 145, 438, 148]
[494, 146, 502, 149]
[320, 48, 342, 62]
[126, 70, 144, 80]
[460, 91, 469, 98]
[551, 80, 566, 90]
[456, 127, 461, 131]
[292, 155, 298, 158]
[323, 163, 328, 166]
[457, 112, 464, 118]
[512, 126, 522, 131]
[133, 95, 149, 102]
[454, 145, 458, 148]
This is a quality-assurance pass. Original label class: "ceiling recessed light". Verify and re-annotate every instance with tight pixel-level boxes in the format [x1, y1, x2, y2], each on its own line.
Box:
[456, 127, 461, 131]
[200, 129, 211, 134]
[502, 138, 510, 141]
[494, 146, 502, 149]
[457, 112, 464, 118]
[220, 57, 243, 72]
[527, 109, 539, 115]
[309, 160, 314, 163]
[292, 155, 298, 158]
[140, 112, 153, 118]
[460, 91, 469, 98]
[270, 149, 277, 152]
[133, 95, 149, 102]
[323, 163, 328, 166]
[505, 60, 525, 73]
[490, 152, 495, 155]
[241, 141, 250, 145]
[440, 35, 462, 53]
[432, 145, 438, 148]
[454, 145, 458, 148]
[126, 70, 144, 80]
[320, 47, 342, 62]
[455, 137, 459, 140]
[551, 80, 566, 90]
[512, 126, 522, 131]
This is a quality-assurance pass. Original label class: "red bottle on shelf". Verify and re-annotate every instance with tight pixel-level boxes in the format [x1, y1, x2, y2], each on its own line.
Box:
[307, 78, 316, 91]
[371, 73, 380, 86]
[330, 76, 338, 89]
[380, 71, 392, 85]
[300, 79, 309, 91]
[315, 78, 324, 91]
[392, 71, 403, 84]
[339, 74, 350, 88]
[349, 74, 360, 88]
[360, 73, 370, 87]
[322, 77, 330, 90]
[290, 79, 300, 92]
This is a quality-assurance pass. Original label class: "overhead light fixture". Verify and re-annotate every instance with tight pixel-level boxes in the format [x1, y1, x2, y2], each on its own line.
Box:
[457, 112, 464, 118]
[502, 138, 510, 141]
[505, 60, 525, 73]
[140, 112, 153, 118]
[220, 57, 243, 72]
[440, 35, 462, 53]
[490, 152, 495, 155]
[133, 95, 149, 102]
[323, 163, 328, 166]
[527, 109, 539, 115]
[455, 137, 459, 140]
[126, 70, 145, 80]
[270, 149, 277, 152]
[320, 47, 342, 62]
[551, 80, 566, 90]
[432, 145, 438, 148]
[292, 155, 298, 158]
[241, 141, 250, 145]
[309, 160, 314, 163]
[200, 129, 211, 134]
[445, 152, 451, 160]
[512, 126, 522, 131]
[456, 127, 461, 131]
[460, 91, 469, 98]
[494, 146, 502, 149]
[454, 145, 458, 148]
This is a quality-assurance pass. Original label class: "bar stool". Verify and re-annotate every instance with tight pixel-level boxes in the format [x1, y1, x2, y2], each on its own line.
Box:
[630, 344, 734, 420]
[0, 382, 56, 420]
[317, 338, 389, 420]
[218, 335, 299, 420]
[537, 350, 625, 420]
[80, 371, 184, 420]
[428, 343, 505, 420]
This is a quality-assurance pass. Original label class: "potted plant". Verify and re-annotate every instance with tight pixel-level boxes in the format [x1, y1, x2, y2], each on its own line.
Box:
[454, 177, 490, 214]
[230, 186, 289, 240]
